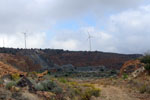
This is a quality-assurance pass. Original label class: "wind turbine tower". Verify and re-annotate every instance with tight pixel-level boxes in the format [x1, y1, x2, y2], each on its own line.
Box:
[23, 32, 27, 49]
[88, 32, 93, 51]
[3, 38, 5, 48]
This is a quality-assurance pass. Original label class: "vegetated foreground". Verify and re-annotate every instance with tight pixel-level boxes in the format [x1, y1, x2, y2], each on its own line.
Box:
[0, 48, 150, 100]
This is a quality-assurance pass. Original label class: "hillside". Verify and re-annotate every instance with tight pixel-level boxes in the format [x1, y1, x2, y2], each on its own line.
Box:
[0, 48, 149, 100]
[0, 48, 141, 72]
[0, 61, 24, 78]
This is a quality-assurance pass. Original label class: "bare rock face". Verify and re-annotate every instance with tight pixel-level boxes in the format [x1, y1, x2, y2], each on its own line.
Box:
[131, 67, 145, 78]
[119, 60, 144, 76]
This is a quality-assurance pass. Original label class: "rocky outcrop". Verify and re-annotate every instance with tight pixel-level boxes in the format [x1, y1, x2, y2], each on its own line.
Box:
[119, 60, 144, 76]
[131, 67, 145, 78]
[17, 76, 36, 92]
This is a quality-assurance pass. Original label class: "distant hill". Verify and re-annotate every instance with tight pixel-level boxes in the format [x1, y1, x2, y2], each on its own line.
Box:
[0, 48, 142, 72]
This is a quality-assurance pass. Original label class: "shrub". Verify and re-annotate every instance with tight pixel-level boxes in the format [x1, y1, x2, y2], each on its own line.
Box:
[81, 88, 101, 100]
[140, 54, 150, 74]
[68, 82, 78, 87]
[34, 83, 44, 91]
[73, 88, 81, 95]
[144, 64, 150, 71]
[91, 88, 101, 97]
[140, 55, 150, 64]
[11, 73, 20, 81]
[27, 71, 38, 78]
[43, 74, 51, 80]
[52, 86, 63, 94]
[139, 84, 147, 93]
[82, 83, 95, 89]
[5, 81, 17, 89]
[58, 77, 68, 83]
[34, 80, 63, 94]
[144, 63, 150, 75]
[138, 84, 150, 94]
[40, 80, 57, 91]
[122, 73, 128, 79]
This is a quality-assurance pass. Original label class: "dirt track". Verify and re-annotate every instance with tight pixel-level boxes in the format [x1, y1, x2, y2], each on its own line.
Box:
[96, 85, 140, 100]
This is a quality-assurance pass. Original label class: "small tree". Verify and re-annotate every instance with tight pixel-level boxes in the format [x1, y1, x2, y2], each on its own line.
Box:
[140, 52, 150, 74]
[144, 64, 150, 74]
[140, 55, 150, 64]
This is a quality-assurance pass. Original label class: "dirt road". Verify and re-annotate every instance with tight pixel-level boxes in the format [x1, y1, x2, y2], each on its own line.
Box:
[95, 85, 140, 100]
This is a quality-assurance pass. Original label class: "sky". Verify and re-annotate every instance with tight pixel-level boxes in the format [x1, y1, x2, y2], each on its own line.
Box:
[0, 0, 150, 54]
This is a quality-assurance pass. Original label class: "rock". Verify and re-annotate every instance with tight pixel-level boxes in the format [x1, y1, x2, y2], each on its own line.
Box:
[17, 76, 36, 93]
[131, 67, 145, 78]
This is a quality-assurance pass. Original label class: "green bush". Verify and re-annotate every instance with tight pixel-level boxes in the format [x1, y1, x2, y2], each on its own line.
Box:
[81, 88, 101, 100]
[34, 83, 44, 91]
[73, 88, 81, 95]
[43, 74, 51, 80]
[122, 73, 128, 79]
[58, 77, 68, 83]
[82, 83, 95, 89]
[140, 55, 150, 64]
[91, 88, 101, 97]
[5, 81, 17, 89]
[34, 80, 63, 94]
[36, 80, 58, 92]
[140, 54, 150, 74]
[11, 73, 20, 81]
[52, 86, 63, 94]
[144, 64, 150, 70]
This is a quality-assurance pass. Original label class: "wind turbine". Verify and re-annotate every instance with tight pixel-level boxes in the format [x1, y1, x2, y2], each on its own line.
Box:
[87, 31, 93, 51]
[23, 32, 27, 49]
[3, 38, 5, 48]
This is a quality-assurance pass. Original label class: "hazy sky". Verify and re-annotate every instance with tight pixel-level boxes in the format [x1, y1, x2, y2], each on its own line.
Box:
[0, 0, 150, 54]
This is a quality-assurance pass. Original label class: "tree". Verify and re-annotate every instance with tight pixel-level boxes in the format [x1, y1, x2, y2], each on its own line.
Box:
[140, 52, 150, 74]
